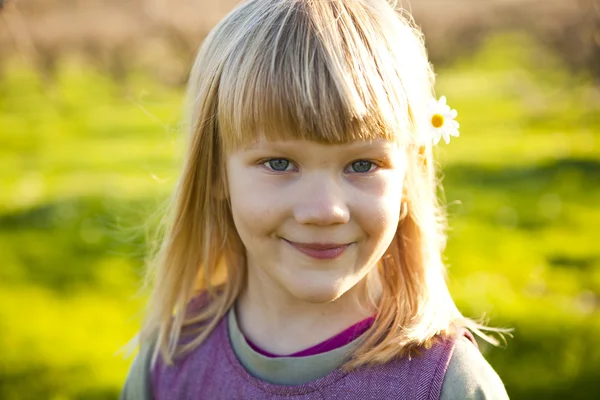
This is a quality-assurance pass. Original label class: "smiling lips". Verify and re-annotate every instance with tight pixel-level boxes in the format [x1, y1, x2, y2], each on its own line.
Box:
[284, 240, 353, 260]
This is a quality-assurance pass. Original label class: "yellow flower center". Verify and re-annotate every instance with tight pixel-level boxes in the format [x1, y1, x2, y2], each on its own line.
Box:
[431, 114, 444, 128]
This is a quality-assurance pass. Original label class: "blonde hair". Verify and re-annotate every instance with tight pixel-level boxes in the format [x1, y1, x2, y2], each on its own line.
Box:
[139, 0, 506, 369]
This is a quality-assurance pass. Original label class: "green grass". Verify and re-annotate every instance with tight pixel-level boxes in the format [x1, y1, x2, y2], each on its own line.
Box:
[1, 32, 599, 398]
[0, 59, 181, 399]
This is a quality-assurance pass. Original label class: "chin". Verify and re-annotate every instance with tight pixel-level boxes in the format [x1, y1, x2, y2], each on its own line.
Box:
[283, 275, 353, 304]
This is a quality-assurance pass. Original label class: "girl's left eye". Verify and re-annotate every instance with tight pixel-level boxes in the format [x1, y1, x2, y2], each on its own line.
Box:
[262, 158, 294, 172]
[346, 160, 377, 173]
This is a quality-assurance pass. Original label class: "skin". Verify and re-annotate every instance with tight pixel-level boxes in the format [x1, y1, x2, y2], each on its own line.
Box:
[226, 137, 406, 355]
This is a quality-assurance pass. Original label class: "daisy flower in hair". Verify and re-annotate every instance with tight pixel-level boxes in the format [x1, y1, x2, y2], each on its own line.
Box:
[426, 96, 459, 145]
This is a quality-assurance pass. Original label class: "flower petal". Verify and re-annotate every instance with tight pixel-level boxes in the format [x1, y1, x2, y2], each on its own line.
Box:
[428, 127, 442, 145]
[442, 131, 451, 144]
[426, 95, 460, 146]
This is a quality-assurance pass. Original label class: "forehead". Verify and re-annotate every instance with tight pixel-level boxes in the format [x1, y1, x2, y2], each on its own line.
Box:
[219, 110, 407, 155]
[240, 136, 401, 152]
[227, 136, 404, 161]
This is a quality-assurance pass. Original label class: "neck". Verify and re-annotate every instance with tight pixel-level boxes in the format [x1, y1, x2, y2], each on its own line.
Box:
[236, 268, 377, 356]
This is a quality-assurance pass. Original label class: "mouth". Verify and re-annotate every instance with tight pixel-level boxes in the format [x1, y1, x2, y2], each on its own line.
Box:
[283, 239, 353, 260]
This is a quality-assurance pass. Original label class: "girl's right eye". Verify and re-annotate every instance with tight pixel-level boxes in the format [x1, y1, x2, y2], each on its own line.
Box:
[262, 158, 293, 172]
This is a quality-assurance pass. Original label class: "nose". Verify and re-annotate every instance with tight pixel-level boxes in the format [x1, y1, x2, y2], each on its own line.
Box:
[293, 176, 350, 226]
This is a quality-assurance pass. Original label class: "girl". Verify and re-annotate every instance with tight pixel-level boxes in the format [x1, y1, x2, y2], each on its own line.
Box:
[121, 0, 509, 398]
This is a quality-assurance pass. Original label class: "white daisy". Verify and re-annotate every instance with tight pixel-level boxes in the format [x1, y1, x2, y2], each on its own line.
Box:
[426, 96, 459, 145]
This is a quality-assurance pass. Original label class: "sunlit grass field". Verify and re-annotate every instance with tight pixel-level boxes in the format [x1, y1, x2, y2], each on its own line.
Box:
[1, 33, 598, 399]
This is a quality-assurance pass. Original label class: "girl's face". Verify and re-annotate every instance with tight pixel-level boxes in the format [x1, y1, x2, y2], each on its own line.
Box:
[226, 137, 405, 304]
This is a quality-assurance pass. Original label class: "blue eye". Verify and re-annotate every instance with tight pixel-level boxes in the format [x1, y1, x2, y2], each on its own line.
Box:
[265, 159, 291, 171]
[350, 160, 375, 173]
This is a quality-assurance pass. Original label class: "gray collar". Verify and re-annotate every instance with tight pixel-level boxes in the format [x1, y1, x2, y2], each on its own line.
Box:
[227, 307, 364, 385]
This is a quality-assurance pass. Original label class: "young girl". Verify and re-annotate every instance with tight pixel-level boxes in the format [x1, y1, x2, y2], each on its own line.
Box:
[121, 0, 509, 398]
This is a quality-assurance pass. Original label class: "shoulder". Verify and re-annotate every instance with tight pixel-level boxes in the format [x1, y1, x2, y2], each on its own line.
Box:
[439, 335, 509, 400]
[119, 335, 156, 400]
[119, 292, 215, 400]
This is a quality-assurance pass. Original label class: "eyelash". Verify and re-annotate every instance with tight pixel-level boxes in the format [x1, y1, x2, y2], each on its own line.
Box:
[259, 158, 381, 174]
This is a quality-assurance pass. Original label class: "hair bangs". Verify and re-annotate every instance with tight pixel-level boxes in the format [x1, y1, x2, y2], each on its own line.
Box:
[217, 0, 413, 152]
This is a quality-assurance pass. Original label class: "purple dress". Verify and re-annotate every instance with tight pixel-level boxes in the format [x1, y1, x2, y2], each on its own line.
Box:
[152, 312, 462, 400]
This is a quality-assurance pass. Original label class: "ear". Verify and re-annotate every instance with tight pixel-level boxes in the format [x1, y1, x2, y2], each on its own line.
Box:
[399, 200, 409, 220]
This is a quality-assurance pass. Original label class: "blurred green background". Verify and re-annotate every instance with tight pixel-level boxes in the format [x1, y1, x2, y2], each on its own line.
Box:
[1, 0, 599, 399]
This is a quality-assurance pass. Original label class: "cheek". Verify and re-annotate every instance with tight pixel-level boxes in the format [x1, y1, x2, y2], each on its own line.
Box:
[231, 201, 275, 238]
[227, 169, 281, 238]
[370, 197, 402, 243]
[354, 174, 403, 239]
